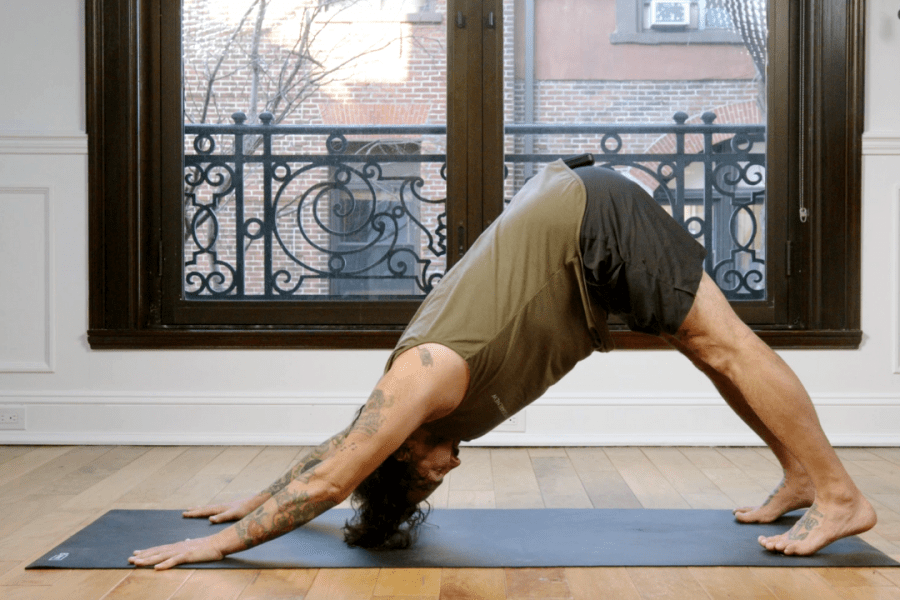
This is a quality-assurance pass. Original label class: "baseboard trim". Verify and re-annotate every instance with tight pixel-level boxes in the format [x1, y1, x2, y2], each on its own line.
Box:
[0, 431, 898, 447]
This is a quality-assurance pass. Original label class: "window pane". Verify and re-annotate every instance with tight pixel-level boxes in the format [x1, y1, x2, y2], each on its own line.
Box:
[182, 0, 447, 300]
[505, 0, 767, 301]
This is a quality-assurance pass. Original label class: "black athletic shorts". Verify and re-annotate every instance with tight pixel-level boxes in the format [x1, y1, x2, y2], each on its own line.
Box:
[575, 166, 707, 336]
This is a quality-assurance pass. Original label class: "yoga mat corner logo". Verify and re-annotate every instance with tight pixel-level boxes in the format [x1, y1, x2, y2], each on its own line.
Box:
[48, 552, 69, 562]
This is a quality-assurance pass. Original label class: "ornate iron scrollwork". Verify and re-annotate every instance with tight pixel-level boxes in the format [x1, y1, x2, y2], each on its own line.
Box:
[184, 112, 765, 301]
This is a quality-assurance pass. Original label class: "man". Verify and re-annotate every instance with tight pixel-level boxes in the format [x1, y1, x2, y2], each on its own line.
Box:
[130, 159, 875, 570]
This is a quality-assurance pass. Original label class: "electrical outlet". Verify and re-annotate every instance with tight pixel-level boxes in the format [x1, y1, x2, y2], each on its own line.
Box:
[0, 406, 26, 430]
[494, 412, 526, 432]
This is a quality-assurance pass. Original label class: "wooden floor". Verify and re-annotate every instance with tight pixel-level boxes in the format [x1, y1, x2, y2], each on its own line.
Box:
[1, 445, 899, 599]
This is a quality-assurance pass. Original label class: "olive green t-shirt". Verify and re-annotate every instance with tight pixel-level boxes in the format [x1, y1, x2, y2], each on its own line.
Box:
[386, 160, 613, 441]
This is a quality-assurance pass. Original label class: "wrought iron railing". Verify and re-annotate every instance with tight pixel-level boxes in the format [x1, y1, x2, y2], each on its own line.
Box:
[183, 111, 765, 301]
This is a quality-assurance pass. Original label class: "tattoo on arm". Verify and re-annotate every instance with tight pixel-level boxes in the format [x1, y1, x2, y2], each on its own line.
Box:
[349, 389, 395, 437]
[261, 431, 347, 497]
[234, 487, 337, 549]
[419, 347, 434, 367]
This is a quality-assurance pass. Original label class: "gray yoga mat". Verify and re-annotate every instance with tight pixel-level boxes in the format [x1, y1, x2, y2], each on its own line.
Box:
[27, 508, 898, 569]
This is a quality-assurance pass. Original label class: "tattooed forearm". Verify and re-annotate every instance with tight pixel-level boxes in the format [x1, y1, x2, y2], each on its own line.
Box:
[261, 430, 348, 497]
[234, 487, 337, 549]
[419, 347, 434, 367]
[350, 389, 395, 437]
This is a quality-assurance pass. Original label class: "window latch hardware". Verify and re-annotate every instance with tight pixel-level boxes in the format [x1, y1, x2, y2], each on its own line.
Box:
[486, 12, 496, 28]
[456, 11, 466, 28]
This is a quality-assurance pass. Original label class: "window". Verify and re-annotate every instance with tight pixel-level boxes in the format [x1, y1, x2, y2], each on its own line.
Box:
[87, 0, 864, 349]
[611, 0, 746, 45]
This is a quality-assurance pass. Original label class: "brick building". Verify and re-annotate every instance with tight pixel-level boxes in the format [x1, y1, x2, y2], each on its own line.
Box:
[182, 0, 764, 298]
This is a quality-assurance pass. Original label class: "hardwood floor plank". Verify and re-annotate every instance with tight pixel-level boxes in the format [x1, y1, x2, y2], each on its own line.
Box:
[168, 570, 257, 600]
[0, 509, 97, 561]
[116, 446, 224, 508]
[165, 447, 264, 509]
[446, 490, 495, 508]
[717, 448, 783, 476]
[43, 446, 155, 498]
[836, 449, 886, 462]
[0, 447, 112, 504]
[304, 569, 380, 600]
[0, 446, 36, 466]
[0, 447, 74, 489]
[373, 568, 441, 598]
[0, 560, 20, 577]
[528, 448, 569, 458]
[439, 569, 505, 600]
[101, 568, 193, 600]
[832, 587, 900, 599]
[811, 568, 897, 589]
[689, 567, 778, 599]
[448, 448, 494, 492]
[748, 567, 847, 600]
[699, 464, 770, 508]
[604, 448, 690, 509]
[642, 448, 731, 509]
[506, 567, 572, 599]
[0, 493, 82, 539]
[209, 447, 300, 504]
[491, 449, 544, 509]
[869, 449, 900, 467]
[627, 567, 712, 600]
[564, 567, 642, 600]
[62, 447, 184, 511]
[236, 570, 317, 600]
[867, 498, 900, 543]
[0, 566, 66, 586]
[566, 448, 642, 509]
[531, 456, 592, 508]
[680, 448, 735, 470]
[7, 570, 129, 600]
[879, 567, 900, 587]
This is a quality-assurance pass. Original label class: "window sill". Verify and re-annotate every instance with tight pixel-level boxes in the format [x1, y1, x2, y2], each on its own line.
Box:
[86, 327, 863, 350]
[610, 30, 744, 45]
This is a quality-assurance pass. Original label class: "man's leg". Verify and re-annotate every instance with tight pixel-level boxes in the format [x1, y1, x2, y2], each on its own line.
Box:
[669, 272, 875, 555]
[662, 333, 815, 523]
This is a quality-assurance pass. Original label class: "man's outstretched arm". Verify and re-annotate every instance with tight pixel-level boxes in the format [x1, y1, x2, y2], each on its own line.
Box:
[128, 344, 468, 570]
[180, 425, 354, 524]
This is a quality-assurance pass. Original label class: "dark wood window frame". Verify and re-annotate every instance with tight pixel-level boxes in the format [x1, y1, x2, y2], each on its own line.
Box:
[87, 0, 864, 350]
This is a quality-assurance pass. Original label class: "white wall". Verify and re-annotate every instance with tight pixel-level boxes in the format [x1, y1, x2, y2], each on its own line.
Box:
[0, 0, 898, 446]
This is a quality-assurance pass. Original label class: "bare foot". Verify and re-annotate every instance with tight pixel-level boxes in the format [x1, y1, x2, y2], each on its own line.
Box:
[733, 475, 815, 523]
[757, 493, 877, 555]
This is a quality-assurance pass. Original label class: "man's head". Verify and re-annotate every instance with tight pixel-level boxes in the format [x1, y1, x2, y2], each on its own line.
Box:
[393, 428, 461, 504]
[343, 428, 461, 549]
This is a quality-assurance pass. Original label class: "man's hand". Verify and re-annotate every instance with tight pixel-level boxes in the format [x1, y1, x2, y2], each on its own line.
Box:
[128, 535, 226, 570]
[182, 496, 264, 524]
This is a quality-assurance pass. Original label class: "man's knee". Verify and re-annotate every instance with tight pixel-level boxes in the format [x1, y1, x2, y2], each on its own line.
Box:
[675, 273, 756, 377]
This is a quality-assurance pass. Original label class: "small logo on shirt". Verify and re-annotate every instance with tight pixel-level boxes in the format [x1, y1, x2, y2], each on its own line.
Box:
[491, 394, 509, 418]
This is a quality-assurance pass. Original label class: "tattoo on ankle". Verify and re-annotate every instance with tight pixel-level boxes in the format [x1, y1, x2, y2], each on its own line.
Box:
[761, 480, 787, 507]
[788, 503, 824, 541]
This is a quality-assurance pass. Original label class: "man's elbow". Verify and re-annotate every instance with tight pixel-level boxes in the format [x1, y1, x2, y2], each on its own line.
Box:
[313, 478, 351, 507]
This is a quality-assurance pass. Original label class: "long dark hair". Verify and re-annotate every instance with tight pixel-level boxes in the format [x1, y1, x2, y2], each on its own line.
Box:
[342, 453, 431, 549]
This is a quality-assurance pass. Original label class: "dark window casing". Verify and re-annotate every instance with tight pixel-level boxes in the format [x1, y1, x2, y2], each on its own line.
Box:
[86, 0, 864, 350]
